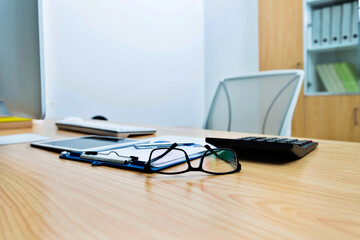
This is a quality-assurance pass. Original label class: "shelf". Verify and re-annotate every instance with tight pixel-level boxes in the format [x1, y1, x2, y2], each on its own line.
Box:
[305, 91, 360, 96]
[307, 0, 349, 7]
[307, 42, 359, 53]
[304, 0, 359, 96]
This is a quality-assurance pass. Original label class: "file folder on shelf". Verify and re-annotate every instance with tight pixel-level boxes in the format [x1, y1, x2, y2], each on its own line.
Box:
[321, 7, 331, 46]
[331, 5, 342, 44]
[334, 62, 359, 92]
[334, 63, 350, 92]
[316, 64, 335, 92]
[316, 64, 347, 93]
[312, 9, 321, 47]
[328, 64, 346, 93]
[340, 62, 359, 92]
[351, 1, 358, 41]
[342, 2, 352, 43]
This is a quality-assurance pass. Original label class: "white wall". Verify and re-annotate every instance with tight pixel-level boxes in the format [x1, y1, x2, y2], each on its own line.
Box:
[204, 0, 259, 111]
[43, 0, 258, 128]
[43, 0, 205, 127]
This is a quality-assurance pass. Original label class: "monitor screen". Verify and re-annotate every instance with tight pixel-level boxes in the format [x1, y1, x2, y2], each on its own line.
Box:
[0, 0, 45, 119]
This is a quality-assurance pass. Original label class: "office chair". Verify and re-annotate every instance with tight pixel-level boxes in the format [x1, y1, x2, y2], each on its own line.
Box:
[204, 70, 304, 137]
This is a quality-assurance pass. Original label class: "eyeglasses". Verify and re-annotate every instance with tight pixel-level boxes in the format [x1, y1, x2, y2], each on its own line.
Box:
[144, 143, 241, 175]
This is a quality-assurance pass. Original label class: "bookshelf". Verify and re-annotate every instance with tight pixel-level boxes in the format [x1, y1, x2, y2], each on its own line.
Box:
[259, 0, 360, 141]
[304, 0, 360, 95]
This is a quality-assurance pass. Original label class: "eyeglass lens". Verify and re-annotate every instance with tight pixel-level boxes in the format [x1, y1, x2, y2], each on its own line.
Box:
[202, 149, 237, 173]
[149, 148, 189, 173]
[149, 148, 237, 174]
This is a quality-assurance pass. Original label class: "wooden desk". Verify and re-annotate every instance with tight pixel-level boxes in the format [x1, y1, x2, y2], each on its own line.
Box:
[1, 121, 359, 239]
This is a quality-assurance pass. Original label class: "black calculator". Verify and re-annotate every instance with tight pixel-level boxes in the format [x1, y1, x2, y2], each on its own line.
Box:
[205, 136, 318, 160]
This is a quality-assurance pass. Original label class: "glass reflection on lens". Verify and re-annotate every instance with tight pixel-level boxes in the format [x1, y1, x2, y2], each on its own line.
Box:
[202, 149, 237, 173]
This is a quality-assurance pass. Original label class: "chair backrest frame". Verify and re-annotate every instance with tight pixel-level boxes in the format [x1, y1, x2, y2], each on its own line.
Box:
[204, 70, 304, 137]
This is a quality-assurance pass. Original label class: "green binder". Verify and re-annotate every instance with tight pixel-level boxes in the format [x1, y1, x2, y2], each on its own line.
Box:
[341, 62, 359, 92]
[334, 63, 352, 92]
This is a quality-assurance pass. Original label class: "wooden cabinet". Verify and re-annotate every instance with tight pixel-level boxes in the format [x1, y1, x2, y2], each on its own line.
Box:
[259, 0, 306, 137]
[259, 0, 304, 71]
[258, 0, 360, 142]
[305, 95, 360, 141]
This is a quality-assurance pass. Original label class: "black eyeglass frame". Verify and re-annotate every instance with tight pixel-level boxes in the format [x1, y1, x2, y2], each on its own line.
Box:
[144, 143, 241, 175]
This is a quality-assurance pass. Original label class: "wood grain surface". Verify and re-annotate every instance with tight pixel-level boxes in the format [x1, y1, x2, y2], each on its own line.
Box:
[1, 120, 359, 240]
[305, 95, 360, 142]
[258, 0, 306, 138]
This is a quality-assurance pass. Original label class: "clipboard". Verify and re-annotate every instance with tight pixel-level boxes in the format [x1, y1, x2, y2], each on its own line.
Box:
[59, 135, 208, 172]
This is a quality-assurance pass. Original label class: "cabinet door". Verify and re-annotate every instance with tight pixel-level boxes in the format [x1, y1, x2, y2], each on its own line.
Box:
[259, 0, 303, 70]
[259, 0, 305, 137]
[305, 95, 360, 142]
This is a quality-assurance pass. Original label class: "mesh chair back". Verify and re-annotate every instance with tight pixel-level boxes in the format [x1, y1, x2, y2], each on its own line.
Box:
[204, 70, 304, 136]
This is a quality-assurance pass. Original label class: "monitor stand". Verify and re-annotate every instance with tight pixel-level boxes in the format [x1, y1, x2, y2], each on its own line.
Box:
[0, 100, 11, 116]
[0, 100, 49, 145]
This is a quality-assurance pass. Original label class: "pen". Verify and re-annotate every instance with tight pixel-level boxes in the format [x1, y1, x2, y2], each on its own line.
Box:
[134, 142, 198, 149]
[80, 152, 138, 165]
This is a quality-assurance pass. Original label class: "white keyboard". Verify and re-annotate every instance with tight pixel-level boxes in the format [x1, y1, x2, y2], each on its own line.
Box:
[56, 119, 156, 137]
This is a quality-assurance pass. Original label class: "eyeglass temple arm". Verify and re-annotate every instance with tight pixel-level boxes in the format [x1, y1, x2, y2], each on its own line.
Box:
[204, 144, 221, 157]
[150, 143, 178, 163]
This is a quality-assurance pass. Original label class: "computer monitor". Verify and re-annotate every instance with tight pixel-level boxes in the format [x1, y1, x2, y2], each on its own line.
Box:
[0, 0, 45, 119]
